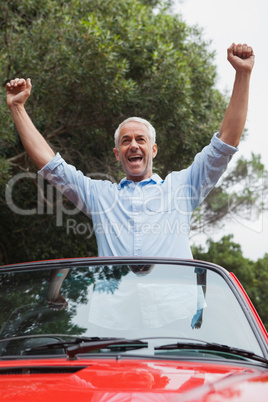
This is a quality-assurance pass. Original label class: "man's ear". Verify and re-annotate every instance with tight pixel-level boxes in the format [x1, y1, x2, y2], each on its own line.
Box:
[152, 143, 158, 159]
[113, 147, 120, 162]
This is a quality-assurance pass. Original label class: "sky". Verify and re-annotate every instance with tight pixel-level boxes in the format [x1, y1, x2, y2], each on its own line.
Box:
[173, 0, 268, 260]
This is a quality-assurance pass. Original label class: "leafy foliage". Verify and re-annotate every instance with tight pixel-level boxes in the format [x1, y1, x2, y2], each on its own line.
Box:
[251, 254, 268, 330]
[0, 0, 228, 264]
[0, 264, 129, 338]
[192, 235, 268, 330]
[191, 153, 268, 234]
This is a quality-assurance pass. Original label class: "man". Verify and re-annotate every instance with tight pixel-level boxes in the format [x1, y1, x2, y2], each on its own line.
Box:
[6, 43, 254, 258]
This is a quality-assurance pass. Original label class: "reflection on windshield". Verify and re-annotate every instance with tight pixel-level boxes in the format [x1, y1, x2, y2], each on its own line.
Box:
[88, 268, 206, 333]
[191, 268, 207, 329]
[129, 264, 154, 276]
[47, 268, 69, 310]
[0, 262, 263, 358]
[44, 264, 206, 332]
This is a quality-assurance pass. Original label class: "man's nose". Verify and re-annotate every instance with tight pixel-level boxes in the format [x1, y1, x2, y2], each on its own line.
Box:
[129, 139, 139, 150]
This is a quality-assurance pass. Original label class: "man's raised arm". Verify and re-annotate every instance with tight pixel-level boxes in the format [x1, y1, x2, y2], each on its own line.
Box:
[219, 43, 255, 147]
[6, 78, 55, 170]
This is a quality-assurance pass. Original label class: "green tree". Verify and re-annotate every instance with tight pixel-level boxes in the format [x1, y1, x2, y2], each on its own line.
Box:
[0, 0, 228, 264]
[192, 235, 268, 330]
[192, 235, 255, 289]
[0, 264, 129, 337]
[191, 153, 268, 234]
[251, 254, 268, 330]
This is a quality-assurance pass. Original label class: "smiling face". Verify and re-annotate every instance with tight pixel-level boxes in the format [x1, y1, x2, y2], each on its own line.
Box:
[113, 121, 157, 182]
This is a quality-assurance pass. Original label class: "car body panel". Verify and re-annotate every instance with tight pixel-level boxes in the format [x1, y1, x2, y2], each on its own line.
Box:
[0, 358, 267, 401]
[0, 257, 267, 401]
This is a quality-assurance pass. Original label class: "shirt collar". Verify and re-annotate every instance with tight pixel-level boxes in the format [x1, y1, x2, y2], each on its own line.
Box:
[118, 173, 163, 189]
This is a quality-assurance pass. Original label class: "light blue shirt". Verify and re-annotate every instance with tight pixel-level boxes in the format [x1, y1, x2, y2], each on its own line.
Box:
[39, 133, 237, 258]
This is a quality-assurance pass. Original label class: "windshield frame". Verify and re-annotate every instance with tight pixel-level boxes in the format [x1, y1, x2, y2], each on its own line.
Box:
[0, 256, 267, 361]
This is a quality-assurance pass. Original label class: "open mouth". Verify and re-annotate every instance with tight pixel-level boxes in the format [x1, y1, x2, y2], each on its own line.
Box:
[128, 156, 143, 164]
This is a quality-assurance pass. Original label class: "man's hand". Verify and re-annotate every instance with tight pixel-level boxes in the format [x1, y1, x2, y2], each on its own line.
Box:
[227, 43, 255, 73]
[219, 43, 254, 147]
[6, 78, 32, 109]
[5, 77, 55, 169]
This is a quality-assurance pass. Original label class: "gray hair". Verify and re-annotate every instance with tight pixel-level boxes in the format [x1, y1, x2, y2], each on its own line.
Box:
[114, 117, 156, 149]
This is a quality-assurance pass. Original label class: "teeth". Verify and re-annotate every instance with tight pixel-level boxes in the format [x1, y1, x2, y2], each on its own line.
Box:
[129, 156, 142, 161]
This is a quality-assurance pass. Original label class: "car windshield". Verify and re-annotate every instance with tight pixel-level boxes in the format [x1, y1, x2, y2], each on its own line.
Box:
[0, 260, 264, 358]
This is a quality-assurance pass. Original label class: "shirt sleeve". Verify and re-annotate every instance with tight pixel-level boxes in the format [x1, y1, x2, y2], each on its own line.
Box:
[189, 132, 238, 209]
[38, 153, 93, 216]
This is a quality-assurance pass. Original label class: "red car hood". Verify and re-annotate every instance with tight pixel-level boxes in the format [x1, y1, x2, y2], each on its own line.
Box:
[0, 358, 268, 401]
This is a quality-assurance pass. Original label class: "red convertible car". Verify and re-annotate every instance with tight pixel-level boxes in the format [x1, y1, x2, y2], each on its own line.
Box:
[0, 257, 267, 401]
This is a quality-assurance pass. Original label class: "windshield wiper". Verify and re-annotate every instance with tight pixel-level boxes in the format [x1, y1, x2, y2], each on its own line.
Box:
[65, 336, 209, 360]
[26, 336, 148, 357]
[24, 336, 123, 353]
[25, 336, 268, 365]
[155, 341, 268, 365]
[67, 338, 148, 359]
[65, 336, 207, 359]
